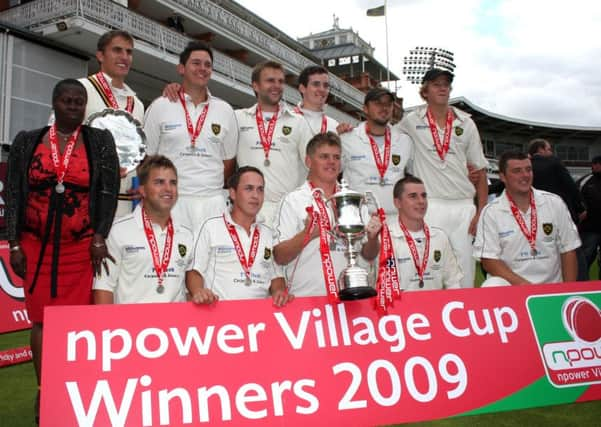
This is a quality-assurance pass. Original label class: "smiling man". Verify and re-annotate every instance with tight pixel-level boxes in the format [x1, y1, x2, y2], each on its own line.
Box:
[186, 166, 292, 307]
[474, 151, 580, 286]
[93, 155, 194, 304]
[389, 176, 462, 290]
[236, 61, 313, 226]
[341, 87, 413, 217]
[144, 41, 238, 233]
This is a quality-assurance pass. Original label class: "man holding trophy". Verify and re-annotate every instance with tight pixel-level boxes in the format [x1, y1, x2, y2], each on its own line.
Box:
[81, 30, 145, 217]
[273, 132, 381, 299]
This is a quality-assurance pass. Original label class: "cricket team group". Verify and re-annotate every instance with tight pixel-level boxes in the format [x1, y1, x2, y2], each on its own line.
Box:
[5, 30, 584, 421]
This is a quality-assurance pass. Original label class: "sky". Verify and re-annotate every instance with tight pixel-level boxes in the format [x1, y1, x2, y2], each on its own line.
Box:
[236, 0, 601, 127]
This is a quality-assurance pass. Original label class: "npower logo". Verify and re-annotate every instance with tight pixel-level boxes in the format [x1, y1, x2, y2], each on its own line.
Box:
[528, 293, 601, 388]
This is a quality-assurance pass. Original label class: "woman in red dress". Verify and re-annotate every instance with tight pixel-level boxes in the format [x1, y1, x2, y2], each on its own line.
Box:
[5, 79, 120, 423]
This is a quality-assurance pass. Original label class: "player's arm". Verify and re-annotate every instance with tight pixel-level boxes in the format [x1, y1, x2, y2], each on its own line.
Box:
[269, 277, 294, 307]
[560, 250, 578, 283]
[93, 290, 114, 304]
[480, 258, 531, 285]
[360, 213, 382, 261]
[273, 218, 316, 265]
[186, 270, 218, 304]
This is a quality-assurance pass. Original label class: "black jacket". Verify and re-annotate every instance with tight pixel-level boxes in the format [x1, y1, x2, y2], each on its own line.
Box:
[6, 125, 120, 242]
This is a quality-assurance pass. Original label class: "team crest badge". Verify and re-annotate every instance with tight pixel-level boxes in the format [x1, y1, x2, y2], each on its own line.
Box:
[178, 244, 187, 257]
[391, 154, 401, 165]
[264, 247, 272, 260]
[211, 123, 221, 135]
[543, 223, 553, 235]
[455, 126, 463, 136]
[282, 126, 292, 135]
[433, 250, 441, 263]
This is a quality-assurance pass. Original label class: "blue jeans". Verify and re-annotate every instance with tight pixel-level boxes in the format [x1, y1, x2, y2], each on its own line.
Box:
[579, 231, 601, 280]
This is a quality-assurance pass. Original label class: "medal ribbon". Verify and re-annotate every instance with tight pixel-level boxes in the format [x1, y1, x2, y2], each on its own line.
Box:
[178, 90, 209, 148]
[426, 108, 453, 161]
[399, 220, 430, 288]
[142, 208, 174, 287]
[506, 191, 537, 252]
[365, 124, 391, 181]
[374, 208, 401, 314]
[95, 72, 134, 113]
[49, 124, 81, 185]
[224, 215, 260, 283]
[255, 104, 279, 162]
[304, 203, 339, 303]
[294, 105, 328, 133]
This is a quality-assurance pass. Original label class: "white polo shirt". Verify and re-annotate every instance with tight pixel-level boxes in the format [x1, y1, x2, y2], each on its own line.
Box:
[398, 106, 488, 200]
[144, 91, 238, 197]
[192, 212, 282, 300]
[341, 122, 413, 215]
[473, 189, 581, 284]
[236, 103, 313, 204]
[93, 205, 193, 304]
[388, 220, 462, 290]
[296, 105, 339, 135]
[273, 181, 348, 297]
[79, 72, 145, 123]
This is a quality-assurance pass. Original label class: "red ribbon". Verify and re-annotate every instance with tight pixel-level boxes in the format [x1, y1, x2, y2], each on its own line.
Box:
[255, 104, 279, 162]
[398, 219, 430, 288]
[178, 90, 209, 149]
[224, 215, 260, 284]
[94, 72, 134, 113]
[48, 124, 81, 185]
[426, 108, 453, 161]
[365, 124, 391, 181]
[375, 208, 401, 314]
[506, 191, 538, 253]
[142, 208, 174, 287]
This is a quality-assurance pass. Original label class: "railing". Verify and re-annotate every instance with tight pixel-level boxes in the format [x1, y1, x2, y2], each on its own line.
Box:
[162, 0, 366, 107]
[0, 0, 362, 118]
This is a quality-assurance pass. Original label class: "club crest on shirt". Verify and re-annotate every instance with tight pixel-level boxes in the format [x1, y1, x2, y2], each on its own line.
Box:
[455, 126, 463, 136]
[282, 126, 292, 135]
[178, 244, 187, 257]
[433, 249, 441, 263]
[543, 223, 553, 235]
[211, 123, 221, 135]
[391, 154, 401, 165]
[264, 247, 272, 260]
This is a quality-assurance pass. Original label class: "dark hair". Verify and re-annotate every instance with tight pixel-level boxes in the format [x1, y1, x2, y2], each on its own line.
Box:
[393, 175, 424, 199]
[97, 30, 134, 52]
[251, 61, 284, 84]
[52, 79, 86, 103]
[137, 155, 177, 185]
[298, 65, 328, 87]
[527, 138, 551, 156]
[179, 41, 213, 65]
[499, 151, 529, 174]
[228, 166, 264, 190]
[592, 155, 601, 164]
[306, 131, 341, 157]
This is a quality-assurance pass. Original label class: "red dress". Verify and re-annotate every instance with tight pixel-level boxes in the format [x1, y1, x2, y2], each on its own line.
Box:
[21, 142, 94, 322]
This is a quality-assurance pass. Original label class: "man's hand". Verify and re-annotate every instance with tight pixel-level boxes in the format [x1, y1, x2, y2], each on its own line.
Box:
[303, 215, 319, 241]
[272, 289, 294, 307]
[162, 82, 182, 102]
[336, 122, 354, 135]
[467, 163, 481, 186]
[468, 211, 480, 237]
[90, 236, 116, 277]
[365, 213, 382, 240]
[191, 288, 219, 305]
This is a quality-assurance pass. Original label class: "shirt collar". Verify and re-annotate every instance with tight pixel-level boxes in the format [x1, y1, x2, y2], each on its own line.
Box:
[246, 102, 295, 117]
[98, 71, 136, 97]
[416, 105, 469, 124]
[133, 204, 179, 232]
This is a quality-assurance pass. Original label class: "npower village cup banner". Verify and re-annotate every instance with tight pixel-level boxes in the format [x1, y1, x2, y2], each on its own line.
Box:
[41, 283, 601, 426]
[0, 241, 30, 334]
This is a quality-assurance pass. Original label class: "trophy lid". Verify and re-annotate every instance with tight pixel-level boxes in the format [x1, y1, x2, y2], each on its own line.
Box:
[329, 179, 363, 202]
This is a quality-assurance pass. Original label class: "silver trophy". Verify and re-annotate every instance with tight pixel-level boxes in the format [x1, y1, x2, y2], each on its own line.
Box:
[86, 109, 146, 173]
[326, 179, 378, 300]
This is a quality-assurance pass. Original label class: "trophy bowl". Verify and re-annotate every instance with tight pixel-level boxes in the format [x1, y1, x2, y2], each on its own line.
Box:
[327, 180, 378, 300]
[86, 109, 146, 174]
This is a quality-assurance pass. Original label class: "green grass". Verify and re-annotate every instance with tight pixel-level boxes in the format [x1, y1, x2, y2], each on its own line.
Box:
[1, 264, 599, 426]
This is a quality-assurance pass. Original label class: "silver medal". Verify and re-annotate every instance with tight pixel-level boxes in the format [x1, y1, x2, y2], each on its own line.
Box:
[156, 284, 165, 294]
[264, 158, 270, 167]
[244, 277, 252, 286]
[55, 182, 65, 194]
[531, 248, 538, 257]
[418, 279, 424, 288]
[379, 177, 386, 186]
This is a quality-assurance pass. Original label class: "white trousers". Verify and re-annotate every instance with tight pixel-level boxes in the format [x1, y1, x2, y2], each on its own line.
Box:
[172, 193, 227, 235]
[425, 198, 476, 288]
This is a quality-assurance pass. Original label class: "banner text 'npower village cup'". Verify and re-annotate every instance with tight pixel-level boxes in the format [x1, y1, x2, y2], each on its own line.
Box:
[41, 283, 601, 426]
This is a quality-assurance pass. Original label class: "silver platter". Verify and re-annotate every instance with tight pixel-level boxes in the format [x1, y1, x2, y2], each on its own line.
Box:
[86, 109, 146, 173]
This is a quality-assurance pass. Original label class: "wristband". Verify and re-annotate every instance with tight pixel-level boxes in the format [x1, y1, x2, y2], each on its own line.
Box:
[91, 242, 106, 248]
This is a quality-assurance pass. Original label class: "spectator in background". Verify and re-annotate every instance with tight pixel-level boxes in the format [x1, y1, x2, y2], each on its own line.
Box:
[578, 155, 601, 279]
[528, 138, 587, 280]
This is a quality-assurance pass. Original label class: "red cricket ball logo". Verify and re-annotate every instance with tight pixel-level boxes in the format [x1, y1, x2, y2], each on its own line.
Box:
[562, 297, 601, 343]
